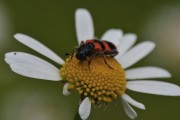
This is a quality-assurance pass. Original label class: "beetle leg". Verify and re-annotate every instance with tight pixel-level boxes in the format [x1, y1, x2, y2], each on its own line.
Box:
[69, 46, 78, 61]
[101, 54, 113, 69]
[88, 52, 97, 65]
[65, 53, 70, 56]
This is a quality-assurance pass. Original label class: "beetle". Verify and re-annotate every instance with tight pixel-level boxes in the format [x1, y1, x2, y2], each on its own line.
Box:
[70, 39, 118, 68]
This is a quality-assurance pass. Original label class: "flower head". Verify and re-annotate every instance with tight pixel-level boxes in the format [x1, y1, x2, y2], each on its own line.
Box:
[61, 56, 126, 104]
[5, 8, 180, 120]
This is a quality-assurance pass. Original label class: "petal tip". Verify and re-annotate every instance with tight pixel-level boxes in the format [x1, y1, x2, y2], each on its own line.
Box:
[75, 8, 89, 15]
[146, 41, 156, 48]
[79, 97, 91, 120]
[4, 52, 9, 58]
[14, 33, 23, 39]
[126, 33, 137, 39]
[177, 88, 180, 96]
[141, 105, 146, 110]
[166, 71, 172, 78]
[4, 58, 10, 64]
[63, 83, 71, 96]
[4, 52, 16, 60]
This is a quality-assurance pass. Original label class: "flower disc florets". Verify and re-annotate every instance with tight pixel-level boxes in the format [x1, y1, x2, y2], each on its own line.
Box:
[60, 56, 126, 106]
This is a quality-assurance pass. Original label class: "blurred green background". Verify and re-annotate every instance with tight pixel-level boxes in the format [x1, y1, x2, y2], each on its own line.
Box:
[0, 0, 180, 120]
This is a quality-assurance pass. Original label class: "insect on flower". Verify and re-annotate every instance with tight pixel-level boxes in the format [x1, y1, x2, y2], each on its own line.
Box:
[70, 39, 118, 68]
[4, 8, 180, 120]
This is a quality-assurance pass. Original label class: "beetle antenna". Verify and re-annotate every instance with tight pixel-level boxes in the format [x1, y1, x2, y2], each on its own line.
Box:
[65, 53, 70, 56]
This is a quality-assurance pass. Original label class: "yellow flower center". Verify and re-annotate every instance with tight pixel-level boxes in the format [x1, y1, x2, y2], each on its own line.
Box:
[60, 56, 126, 106]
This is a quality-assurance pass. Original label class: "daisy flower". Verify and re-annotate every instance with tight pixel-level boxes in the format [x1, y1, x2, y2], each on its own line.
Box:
[5, 8, 180, 120]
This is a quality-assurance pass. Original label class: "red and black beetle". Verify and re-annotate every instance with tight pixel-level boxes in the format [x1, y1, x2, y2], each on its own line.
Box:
[70, 39, 118, 68]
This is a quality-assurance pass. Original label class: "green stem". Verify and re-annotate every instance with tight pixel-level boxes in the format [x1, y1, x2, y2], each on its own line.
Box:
[74, 109, 81, 120]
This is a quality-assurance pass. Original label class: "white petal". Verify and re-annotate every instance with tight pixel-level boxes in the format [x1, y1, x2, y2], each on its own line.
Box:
[75, 8, 94, 45]
[122, 94, 145, 110]
[14, 33, 64, 65]
[127, 80, 180, 96]
[5, 52, 61, 81]
[118, 41, 155, 69]
[101, 29, 123, 45]
[63, 83, 71, 95]
[115, 33, 137, 60]
[121, 98, 137, 119]
[79, 97, 91, 120]
[126, 66, 171, 79]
